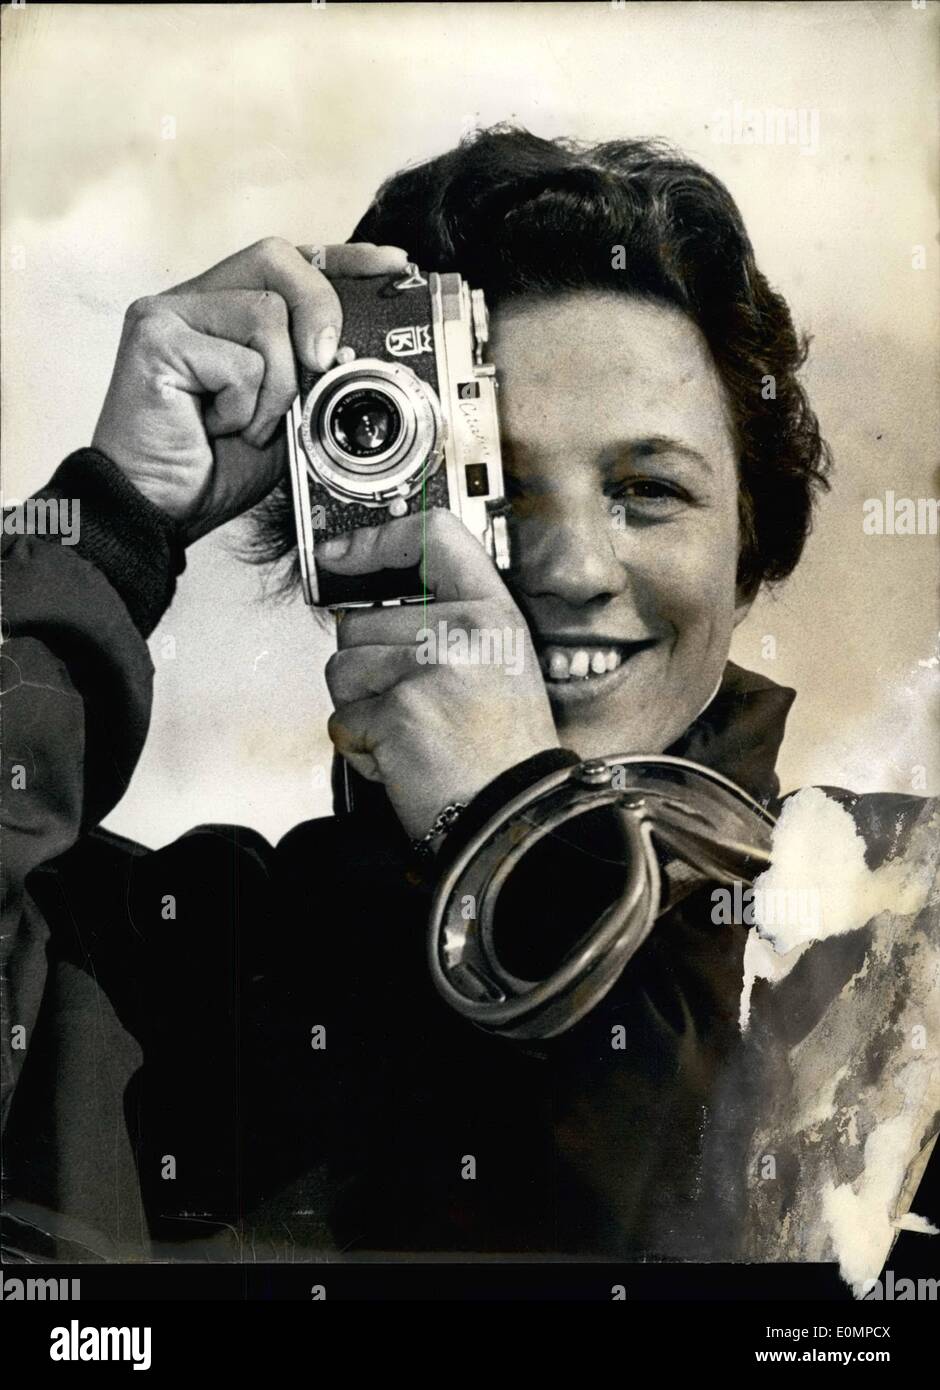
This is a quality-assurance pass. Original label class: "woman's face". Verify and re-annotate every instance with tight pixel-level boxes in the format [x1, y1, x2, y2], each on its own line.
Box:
[489, 291, 750, 758]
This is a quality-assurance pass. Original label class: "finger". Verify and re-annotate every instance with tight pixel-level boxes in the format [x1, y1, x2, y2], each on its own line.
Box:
[316, 509, 508, 604]
[337, 600, 492, 651]
[212, 429, 286, 516]
[295, 243, 411, 279]
[158, 320, 266, 435]
[341, 751, 383, 784]
[327, 697, 381, 784]
[325, 644, 420, 704]
[165, 237, 342, 373]
[187, 342, 266, 436]
[157, 291, 297, 446]
[327, 697, 379, 766]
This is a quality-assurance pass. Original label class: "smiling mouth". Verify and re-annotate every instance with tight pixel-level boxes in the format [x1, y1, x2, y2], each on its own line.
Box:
[536, 638, 658, 697]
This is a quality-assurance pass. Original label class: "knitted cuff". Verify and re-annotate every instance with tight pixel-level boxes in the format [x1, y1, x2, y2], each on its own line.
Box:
[31, 448, 187, 638]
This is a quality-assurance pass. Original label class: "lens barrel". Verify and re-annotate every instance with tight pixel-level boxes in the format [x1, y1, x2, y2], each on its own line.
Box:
[299, 358, 443, 506]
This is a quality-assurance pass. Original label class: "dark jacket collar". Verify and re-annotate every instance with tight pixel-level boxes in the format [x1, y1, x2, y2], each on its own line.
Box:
[667, 661, 795, 809]
[331, 660, 796, 824]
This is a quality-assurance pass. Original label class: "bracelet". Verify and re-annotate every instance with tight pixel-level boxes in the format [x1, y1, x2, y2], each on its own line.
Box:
[426, 754, 777, 1041]
[410, 801, 469, 858]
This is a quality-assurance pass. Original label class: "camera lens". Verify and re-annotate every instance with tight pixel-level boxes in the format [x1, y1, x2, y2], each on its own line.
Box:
[300, 357, 444, 509]
[329, 389, 402, 461]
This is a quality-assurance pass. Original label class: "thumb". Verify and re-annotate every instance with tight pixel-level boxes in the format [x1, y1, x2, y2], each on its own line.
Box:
[315, 509, 507, 603]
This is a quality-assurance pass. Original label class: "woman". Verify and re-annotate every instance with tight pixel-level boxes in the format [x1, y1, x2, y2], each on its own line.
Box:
[3, 127, 936, 1281]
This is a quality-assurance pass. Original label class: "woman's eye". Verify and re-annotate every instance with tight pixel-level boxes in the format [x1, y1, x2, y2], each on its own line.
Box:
[608, 477, 690, 511]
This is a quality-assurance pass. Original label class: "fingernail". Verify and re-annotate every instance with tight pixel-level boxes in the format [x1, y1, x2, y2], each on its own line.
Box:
[315, 325, 338, 372]
[317, 535, 351, 560]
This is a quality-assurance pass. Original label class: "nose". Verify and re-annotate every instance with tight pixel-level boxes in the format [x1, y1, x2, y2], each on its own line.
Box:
[512, 503, 630, 608]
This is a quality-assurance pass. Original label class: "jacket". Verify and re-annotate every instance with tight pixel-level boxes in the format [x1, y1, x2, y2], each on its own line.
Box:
[2, 449, 937, 1270]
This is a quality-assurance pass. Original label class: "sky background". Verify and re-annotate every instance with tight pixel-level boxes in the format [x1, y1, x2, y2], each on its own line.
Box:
[2, 1, 938, 848]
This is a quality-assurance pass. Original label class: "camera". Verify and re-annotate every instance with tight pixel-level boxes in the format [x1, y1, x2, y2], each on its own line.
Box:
[286, 263, 510, 608]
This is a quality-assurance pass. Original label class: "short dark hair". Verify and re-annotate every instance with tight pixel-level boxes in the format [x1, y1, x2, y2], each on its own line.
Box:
[247, 124, 831, 597]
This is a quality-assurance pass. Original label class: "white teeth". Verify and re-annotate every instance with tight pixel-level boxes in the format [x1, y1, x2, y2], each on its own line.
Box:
[548, 651, 571, 681]
[540, 645, 624, 681]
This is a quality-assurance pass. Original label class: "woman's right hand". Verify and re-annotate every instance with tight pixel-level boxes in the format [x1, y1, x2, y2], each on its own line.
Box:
[92, 239, 411, 544]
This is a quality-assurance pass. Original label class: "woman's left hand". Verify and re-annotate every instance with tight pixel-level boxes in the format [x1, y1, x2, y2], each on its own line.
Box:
[320, 509, 559, 840]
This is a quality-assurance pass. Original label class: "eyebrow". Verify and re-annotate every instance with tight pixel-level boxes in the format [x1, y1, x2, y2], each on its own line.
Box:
[501, 433, 715, 478]
[610, 435, 715, 476]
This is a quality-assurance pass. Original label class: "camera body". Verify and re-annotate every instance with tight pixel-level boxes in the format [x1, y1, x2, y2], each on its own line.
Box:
[286, 264, 510, 608]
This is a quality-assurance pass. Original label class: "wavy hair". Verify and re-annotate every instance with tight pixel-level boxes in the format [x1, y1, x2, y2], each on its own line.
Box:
[247, 125, 831, 597]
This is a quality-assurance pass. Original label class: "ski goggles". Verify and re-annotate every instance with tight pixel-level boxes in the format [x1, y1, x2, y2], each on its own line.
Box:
[427, 754, 776, 1040]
